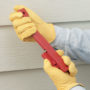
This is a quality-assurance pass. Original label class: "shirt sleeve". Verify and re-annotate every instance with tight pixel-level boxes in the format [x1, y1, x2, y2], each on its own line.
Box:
[51, 25, 90, 63]
[71, 86, 86, 90]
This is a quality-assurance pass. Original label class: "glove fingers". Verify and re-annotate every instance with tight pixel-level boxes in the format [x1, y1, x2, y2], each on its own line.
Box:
[17, 23, 35, 34]
[56, 50, 64, 56]
[23, 37, 35, 42]
[62, 56, 78, 76]
[9, 12, 23, 21]
[62, 56, 71, 66]
[44, 59, 63, 77]
[44, 59, 52, 73]
[69, 62, 78, 76]
[14, 5, 44, 24]
[13, 17, 32, 28]
[14, 5, 26, 11]
[20, 27, 36, 40]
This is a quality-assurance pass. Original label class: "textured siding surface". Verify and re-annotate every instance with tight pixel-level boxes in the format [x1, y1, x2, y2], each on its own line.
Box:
[0, 26, 86, 72]
[0, 65, 89, 90]
[0, 26, 43, 72]
[0, 22, 90, 89]
[0, 0, 90, 89]
[0, 0, 90, 25]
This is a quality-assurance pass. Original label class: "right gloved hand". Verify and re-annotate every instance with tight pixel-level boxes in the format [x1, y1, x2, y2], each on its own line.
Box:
[9, 5, 56, 43]
[44, 50, 81, 90]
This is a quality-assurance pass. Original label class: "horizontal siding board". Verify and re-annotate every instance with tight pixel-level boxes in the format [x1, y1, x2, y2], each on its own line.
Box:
[0, 26, 85, 72]
[0, 0, 90, 25]
[0, 65, 90, 90]
[0, 26, 43, 72]
[0, 69, 56, 90]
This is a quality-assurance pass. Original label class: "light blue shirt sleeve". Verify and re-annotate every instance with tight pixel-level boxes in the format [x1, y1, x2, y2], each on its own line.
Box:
[71, 86, 86, 90]
[51, 25, 90, 64]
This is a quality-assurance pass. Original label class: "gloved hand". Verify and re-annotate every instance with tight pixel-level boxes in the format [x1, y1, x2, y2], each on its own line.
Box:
[44, 50, 80, 90]
[9, 5, 56, 43]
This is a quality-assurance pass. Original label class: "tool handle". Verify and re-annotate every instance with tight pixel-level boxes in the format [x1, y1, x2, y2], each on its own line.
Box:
[18, 8, 68, 72]
[33, 31, 68, 72]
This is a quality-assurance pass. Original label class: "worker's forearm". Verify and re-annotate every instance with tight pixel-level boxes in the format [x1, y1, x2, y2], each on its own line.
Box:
[51, 25, 90, 63]
[71, 86, 86, 90]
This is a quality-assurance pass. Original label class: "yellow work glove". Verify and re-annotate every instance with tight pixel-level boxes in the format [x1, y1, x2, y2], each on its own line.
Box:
[44, 50, 81, 90]
[9, 5, 56, 43]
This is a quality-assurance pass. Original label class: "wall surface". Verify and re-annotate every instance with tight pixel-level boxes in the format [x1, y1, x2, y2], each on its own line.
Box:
[1, 0, 90, 25]
[0, 0, 90, 90]
[0, 22, 90, 90]
[0, 65, 89, 90]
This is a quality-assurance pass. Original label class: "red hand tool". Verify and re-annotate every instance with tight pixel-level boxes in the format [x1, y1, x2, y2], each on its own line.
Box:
[18, 8, 68, 72]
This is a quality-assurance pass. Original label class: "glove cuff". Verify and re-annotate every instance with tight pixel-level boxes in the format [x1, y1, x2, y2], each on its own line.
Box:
[57, 83, 81, 90]
[46, 24, 56, 43]
[66, 83, 81, 90]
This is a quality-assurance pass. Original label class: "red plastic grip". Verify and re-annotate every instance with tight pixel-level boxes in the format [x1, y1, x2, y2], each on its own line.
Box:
[18, 8, 68, 72]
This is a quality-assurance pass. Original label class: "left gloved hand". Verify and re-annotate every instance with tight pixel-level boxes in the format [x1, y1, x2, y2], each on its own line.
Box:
[44, 50, 80, 90]
[9, 5, 56, 43]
